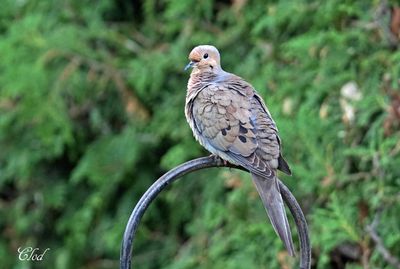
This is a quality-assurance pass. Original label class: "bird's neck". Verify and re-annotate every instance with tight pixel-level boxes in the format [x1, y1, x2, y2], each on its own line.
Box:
[187, 68, 226, 92]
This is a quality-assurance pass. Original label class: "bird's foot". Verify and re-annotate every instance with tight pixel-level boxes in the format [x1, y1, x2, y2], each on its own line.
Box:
[209, 154, 228, 166]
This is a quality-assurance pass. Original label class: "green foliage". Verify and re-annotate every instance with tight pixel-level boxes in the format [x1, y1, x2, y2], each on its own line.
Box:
[1, 0, 400, 268]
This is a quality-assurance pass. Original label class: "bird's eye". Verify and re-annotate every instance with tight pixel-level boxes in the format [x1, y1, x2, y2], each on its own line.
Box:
[203, 53, 209, 59]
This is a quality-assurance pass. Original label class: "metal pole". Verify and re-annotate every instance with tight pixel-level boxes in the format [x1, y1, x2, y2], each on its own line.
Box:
[120, 156, 311, 269]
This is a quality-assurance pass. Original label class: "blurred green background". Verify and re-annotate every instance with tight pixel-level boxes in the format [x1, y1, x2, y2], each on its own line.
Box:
[1, 0, 400, 268]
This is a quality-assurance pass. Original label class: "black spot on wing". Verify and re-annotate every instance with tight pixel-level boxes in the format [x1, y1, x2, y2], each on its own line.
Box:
[221, 129, 227, 136]
[239, 125, 248, 134]
[238, 136, 247, 143]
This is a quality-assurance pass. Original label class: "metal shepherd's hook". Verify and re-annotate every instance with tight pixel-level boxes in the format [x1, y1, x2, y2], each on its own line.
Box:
[120, 156, 311, 269]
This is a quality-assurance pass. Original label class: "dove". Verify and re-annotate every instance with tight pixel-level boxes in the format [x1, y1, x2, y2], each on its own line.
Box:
[184, 45, 295, 256]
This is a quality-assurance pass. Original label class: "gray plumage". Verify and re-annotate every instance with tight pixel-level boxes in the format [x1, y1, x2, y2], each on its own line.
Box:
[185, 45, 295, 256]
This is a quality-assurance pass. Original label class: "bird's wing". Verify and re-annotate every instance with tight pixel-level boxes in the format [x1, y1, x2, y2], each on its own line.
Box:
[190, 79, 283, 179]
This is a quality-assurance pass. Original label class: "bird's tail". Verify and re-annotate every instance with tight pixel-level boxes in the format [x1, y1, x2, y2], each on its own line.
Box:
[251, 173, 295, 256]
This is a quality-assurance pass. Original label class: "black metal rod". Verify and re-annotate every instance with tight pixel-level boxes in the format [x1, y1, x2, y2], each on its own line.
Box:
[120, 156, 311, 269]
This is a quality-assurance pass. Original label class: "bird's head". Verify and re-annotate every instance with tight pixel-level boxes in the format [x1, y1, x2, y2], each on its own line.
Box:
[185, 45, 221, 73]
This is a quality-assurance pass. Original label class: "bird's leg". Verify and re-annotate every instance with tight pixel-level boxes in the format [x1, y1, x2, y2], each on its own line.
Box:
[209, 154, 228, 166]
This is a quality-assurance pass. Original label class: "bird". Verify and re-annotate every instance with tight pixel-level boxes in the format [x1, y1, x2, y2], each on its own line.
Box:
[184, 45, 295, 256]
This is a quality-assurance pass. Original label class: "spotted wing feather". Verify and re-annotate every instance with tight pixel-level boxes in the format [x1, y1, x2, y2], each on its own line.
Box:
[190, 79, 287, 178]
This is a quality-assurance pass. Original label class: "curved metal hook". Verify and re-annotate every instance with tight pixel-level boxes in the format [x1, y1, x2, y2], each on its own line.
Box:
[120, 156, 311, 269]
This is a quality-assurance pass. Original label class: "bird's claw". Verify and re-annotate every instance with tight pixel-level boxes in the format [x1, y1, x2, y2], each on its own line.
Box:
[209, 154, 228, 166]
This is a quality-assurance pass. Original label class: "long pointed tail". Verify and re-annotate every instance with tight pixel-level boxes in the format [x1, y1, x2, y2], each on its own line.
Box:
[251, 173, 295, 256]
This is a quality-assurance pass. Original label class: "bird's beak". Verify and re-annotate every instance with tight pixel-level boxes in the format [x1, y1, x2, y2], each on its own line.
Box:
[184, 61, 197, 71]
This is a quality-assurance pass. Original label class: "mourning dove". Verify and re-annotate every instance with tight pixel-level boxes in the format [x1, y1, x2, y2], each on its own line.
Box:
[185, 45, 295, 256]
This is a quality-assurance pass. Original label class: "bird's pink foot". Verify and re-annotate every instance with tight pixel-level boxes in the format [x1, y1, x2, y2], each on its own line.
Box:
[209, 154, 228, 166]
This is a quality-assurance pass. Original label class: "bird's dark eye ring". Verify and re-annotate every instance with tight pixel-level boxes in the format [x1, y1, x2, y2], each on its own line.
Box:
[203, 53, 209, 59]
